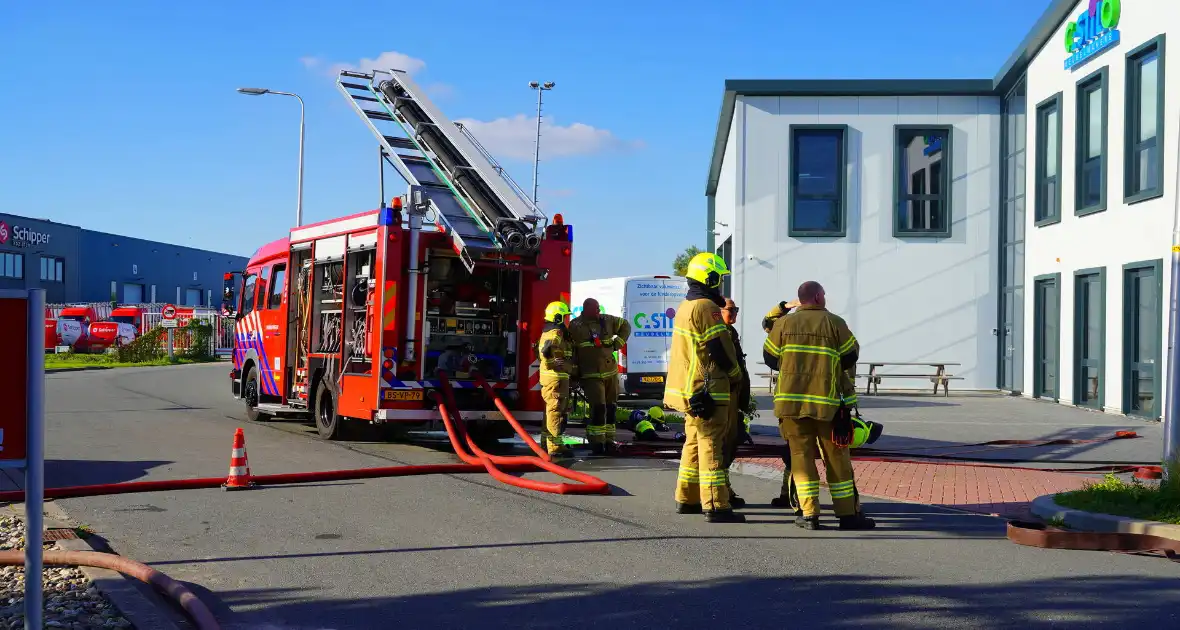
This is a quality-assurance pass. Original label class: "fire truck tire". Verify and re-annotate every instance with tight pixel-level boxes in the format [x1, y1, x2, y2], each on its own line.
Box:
[243, 366, 272, 423]
[315, 379, 349, 440]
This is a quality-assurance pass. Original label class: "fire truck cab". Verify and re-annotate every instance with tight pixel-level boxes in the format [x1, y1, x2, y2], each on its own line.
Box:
[228, 67, 572, 441]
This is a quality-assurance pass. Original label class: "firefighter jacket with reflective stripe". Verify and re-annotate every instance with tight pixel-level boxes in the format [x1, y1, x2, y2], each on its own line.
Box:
[536, 323, 574, 379]
[762, 304, 859, 420]
[664, 296, 742, 412]
[569, 313, 631, 379]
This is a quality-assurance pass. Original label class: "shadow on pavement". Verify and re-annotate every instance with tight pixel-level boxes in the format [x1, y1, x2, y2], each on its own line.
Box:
[45, 459, 173, 487]
[195, 573, 1180, 629]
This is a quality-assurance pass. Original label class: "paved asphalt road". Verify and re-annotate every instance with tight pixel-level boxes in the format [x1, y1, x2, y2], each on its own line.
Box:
[19, 364, 1180, 629]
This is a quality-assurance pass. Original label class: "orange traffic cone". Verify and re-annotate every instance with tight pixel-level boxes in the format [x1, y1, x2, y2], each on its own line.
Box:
[223, 428, 255, 490]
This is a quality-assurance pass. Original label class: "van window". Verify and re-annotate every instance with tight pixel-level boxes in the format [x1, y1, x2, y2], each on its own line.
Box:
[240, 274, 258, 316]
[267, 265, 287, 310]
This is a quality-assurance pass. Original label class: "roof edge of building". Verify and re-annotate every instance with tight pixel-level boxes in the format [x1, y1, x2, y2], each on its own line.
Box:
[705, 0, 1083, 197]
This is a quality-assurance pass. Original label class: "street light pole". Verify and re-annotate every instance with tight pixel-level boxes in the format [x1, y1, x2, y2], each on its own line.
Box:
[237, 87, 306, 227]
[1163, 116, 1180, 476]
[528, 81, 555, 205]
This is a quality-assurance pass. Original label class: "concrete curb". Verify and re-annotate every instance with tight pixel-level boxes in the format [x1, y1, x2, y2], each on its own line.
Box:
[8, 501, 185, 630]
[1030, 493, 1180, 540]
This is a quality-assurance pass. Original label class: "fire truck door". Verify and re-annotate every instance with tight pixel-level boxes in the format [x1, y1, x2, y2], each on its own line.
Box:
[257, 264, 289, 400]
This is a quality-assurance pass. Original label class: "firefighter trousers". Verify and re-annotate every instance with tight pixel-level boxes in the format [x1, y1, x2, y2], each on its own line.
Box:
[580, 375, 618, 445]
[779, 416, 861, 517]
[539, 374, 570, 454]
[675, 406, 731, 512]
[721, 395, 744, 494]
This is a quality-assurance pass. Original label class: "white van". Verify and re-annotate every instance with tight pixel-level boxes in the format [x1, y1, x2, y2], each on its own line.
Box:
[570, 275, 689, 397]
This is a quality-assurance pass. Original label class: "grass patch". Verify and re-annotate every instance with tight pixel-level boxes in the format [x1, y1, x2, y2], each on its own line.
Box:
[1054, 472, 1180, 525]
[45, 352, 211, 370]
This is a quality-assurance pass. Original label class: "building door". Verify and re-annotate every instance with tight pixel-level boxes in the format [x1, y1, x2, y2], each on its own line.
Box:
[998, 78, 1027, 392]
[123, 283, 144, 305]
[1073, 270, 1105, 408]
[185, 288, 202, 306]
[1123, 261, 1163, 418]
[1033, 274, 1059, 400]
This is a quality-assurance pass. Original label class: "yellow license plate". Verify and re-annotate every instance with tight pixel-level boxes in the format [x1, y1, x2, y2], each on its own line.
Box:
[640, 375, 664, 383]
[384, 389, 424, 401]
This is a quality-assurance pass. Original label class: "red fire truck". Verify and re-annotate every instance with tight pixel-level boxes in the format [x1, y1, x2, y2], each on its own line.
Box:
[227, 68, 573, 441]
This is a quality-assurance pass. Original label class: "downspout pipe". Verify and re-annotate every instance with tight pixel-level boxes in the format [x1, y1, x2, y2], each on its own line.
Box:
[1163, 122, 1180, 477]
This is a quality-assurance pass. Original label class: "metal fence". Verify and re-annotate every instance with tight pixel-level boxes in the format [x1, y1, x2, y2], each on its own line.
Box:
[139, 311, 235, 357]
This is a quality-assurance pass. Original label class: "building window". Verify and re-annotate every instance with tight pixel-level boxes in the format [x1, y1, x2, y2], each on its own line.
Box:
[1073, 268, 1105, 408]
[788, 125, 848, 237]
[1034, 93, 1063, 226]
[40, 256, 64, 283]
[894, 126, 952, 237]
[1075, 67, 1108, 216]
[0, 252, 23, 279]
[1125, 35, 1166, 204]
[1123, 260, 1163, 418]
[1032, 273, 1060, 400]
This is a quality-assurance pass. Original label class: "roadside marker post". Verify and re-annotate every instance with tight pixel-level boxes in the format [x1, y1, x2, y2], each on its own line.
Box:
[161, 303, 178, 360]
[0, 289, 46, 629]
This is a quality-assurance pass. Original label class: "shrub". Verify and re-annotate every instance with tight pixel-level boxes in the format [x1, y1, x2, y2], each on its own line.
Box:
[115, 327, 166, 363]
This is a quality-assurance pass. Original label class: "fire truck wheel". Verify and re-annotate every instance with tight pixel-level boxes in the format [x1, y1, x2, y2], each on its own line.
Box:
[243, 367, 272, 423]
[315, 380, 348, 440]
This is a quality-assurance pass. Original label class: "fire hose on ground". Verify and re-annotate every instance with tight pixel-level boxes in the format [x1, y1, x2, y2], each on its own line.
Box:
[0, 549, 221, 630]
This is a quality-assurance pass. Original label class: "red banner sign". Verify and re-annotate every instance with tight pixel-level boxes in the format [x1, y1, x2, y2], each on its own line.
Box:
[0, 296, 28, 465]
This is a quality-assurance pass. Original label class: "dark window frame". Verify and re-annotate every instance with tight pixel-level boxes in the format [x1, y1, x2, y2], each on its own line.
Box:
[1124, 34, 1167, 205]
[716, 238, 732, 298]
[787, 124, 849, 238]
[39, 255, 64, 283]
[1122, 259, 1164, 419]
[1034, 92, 1063, 227]
[1072, 267, 1106, 408]
[267, 264, 287, 310]
[0, 252, 24, 280]
[893, 124, 954, 238]
[1075, 66, 1109, 217]
[1032, 273, 1061, 401]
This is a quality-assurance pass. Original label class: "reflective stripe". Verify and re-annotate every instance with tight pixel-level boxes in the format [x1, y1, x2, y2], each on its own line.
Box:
[678, 466, 700, 483]
[776, 343, 839, 359]
[540, 369, 569, 379]
[231, 448, 246, 458]
[673, 324, 728, 343]
[838, 335, 857, 354]
[727, 365, 742, 378]
[773, 392, 841, 406]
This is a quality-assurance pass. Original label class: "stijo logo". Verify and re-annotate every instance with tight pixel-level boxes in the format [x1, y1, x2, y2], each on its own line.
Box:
[633, 308, 676, 330]
[0, 222, 8, 244]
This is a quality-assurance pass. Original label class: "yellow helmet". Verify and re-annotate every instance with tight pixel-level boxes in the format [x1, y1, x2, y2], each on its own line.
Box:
[685, 252, 730, 288]
[646, 406, 665, 421]
[544, 301, 572, 322]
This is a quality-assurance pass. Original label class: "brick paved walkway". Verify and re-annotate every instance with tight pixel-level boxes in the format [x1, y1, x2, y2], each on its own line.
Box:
[736, 456, 1096, 520]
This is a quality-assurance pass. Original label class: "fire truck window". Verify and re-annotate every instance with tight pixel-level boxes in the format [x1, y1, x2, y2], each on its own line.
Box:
[267, 265, 286, 310]
[240, 274, 258, 316]
[256, 265, 270, 310]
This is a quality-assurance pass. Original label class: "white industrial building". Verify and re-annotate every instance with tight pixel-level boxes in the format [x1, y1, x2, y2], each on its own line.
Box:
[707, 0, 1177, 419]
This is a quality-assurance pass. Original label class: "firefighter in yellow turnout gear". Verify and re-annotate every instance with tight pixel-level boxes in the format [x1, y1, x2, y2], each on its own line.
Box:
[762, 281, 875, 530]
[537, 301, 576, 457]
[666, 253, 745, 523]
[569, 298, 631, 455]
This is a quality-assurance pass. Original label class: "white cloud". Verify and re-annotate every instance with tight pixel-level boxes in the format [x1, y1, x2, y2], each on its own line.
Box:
[301, 50, 428, 77]
[456, 115, 643, 161]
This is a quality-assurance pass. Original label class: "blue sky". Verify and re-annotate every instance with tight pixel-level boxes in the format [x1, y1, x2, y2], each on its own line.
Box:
[0, 0, 1051, 281]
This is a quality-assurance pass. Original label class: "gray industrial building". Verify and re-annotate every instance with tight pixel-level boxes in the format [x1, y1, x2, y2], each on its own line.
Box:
[0, 212, 248, 306]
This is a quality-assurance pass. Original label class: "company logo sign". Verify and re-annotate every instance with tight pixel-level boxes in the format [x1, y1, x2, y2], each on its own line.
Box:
[1064, 0, 1122, 70]
[633, 308, 676, 338]
[0, 221, 52, 248]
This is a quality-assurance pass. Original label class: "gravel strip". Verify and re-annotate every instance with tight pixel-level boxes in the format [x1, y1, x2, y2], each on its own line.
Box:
[0, 515, 132, 629]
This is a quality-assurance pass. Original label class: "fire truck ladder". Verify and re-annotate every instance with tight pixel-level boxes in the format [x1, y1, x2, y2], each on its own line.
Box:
[336, 69, 547, 271]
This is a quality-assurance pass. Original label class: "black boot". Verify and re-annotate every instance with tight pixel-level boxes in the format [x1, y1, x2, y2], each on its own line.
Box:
[705, 509, 746, 523]
[729, 491, 747, 509]
[676, 502, 703, 515]
[838, 513, 876, 530]
[795, 515, 821, 530]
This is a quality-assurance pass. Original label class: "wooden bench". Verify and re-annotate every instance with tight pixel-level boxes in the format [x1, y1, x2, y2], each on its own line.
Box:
[858, 362, 962, 397]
